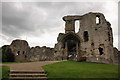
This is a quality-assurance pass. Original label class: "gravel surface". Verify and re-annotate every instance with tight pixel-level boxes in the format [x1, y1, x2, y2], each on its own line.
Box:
[2, 61, 61, 71]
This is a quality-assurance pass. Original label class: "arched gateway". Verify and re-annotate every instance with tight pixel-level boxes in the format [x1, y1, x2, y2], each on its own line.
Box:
[59, 33, 80, 61]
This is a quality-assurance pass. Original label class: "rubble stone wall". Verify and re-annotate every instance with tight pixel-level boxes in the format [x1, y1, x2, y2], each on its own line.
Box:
[27, 46, 54, 61]
[54, 12, 118, 65]
[10, 39, 30, 62]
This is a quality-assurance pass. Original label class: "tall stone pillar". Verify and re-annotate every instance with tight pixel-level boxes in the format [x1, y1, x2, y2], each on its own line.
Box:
[65, 42, 68, 60]
[76, 42, 79, 61]
[65, 20, 75, 33]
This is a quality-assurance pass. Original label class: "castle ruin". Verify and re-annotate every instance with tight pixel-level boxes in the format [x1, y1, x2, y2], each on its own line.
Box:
[2, 12, 120, 65]
[54, 12, 114, 64]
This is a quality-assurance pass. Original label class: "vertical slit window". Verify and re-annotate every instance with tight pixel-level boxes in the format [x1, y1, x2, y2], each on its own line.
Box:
[83, 31, 89, 42]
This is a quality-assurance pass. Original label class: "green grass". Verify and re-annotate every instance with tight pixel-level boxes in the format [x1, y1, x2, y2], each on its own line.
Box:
[0, 66, 10, 79]
[43, 61, 119, 78]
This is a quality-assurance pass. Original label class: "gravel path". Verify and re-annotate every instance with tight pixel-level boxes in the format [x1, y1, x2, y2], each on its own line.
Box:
[2, 61, 61, 71]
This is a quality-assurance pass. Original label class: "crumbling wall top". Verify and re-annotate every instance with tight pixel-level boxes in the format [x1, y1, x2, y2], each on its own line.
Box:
[10, 39, 29, 47]
[63, 16, 82, 21]
[63, 12, 106, 21]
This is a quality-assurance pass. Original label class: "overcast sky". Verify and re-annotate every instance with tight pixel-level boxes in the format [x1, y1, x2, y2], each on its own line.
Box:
[1, 0, 119, 50]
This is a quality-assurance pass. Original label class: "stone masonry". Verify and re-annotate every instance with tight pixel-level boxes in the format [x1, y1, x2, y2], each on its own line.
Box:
[27, 46, 54, 61]
[10, 39, 30, 62]
[6, 40, 54, 62]
[54, 12, 117, 64]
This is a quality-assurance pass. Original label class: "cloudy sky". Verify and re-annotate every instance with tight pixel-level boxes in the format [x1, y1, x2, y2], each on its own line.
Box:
[1, 0, 119, 50]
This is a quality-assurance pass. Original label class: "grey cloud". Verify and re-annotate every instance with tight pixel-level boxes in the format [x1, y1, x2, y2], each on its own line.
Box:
[2, 2, 35, 37]
[2, 2, 111, 47]
[118, 1, 120, 35]
[118, 2, 120, 49]
[2, 2, 105, 37]
[33, 2, 105, 28]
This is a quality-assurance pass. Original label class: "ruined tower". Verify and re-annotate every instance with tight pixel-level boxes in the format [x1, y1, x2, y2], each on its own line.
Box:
[10, 39, 30, 62]
[54, 12, 114, 64]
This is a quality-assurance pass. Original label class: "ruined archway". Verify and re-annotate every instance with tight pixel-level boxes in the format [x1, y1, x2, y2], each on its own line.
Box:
[60, 33, 80, 61]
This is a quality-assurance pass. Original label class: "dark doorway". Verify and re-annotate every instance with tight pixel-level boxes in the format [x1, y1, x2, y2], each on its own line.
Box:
[67, 40, 76, 60]
[61, 33, 80, 61]
[17, 51, 20, 55]
[98, 47, 103, 55]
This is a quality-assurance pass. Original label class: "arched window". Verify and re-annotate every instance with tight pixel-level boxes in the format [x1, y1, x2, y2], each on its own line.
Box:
[83, 31, 89, 42]
[75, 20, 80, 33]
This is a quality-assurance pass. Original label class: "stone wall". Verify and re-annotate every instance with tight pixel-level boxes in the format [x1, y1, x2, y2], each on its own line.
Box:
[54, 12, 119, 65]
[6, 40, 55, 62]
[77, 12, 114, 64]
[27, 46, 55, 61]
[10, 39, 30, 62]
[112, 47, 120, 65]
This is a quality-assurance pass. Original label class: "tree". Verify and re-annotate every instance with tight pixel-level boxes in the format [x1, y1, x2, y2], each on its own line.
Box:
[2, 45, 15, 62]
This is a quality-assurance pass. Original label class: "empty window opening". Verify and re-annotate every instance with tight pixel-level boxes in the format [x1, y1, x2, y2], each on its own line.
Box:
[96, 15, 100, 24]
[75, 20, 80, 33]
[98, 48, 103, 55]
[23, 51, 25, 54]
[17, 51, 20, 55]
[83, 31, 89, 42]
[25, 55, 27, 58]
[91, 42, 94, 46]
[95, 28, 97, 31]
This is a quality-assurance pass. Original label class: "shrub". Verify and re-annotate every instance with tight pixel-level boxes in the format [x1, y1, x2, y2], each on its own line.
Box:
[2, 45, 15, 62]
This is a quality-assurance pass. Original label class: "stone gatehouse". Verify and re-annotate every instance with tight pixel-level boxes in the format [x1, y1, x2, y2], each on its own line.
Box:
[2, 12, 120, 65]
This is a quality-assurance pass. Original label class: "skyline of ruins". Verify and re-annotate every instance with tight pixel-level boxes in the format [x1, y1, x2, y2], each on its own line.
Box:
[1, 1, 119, 50]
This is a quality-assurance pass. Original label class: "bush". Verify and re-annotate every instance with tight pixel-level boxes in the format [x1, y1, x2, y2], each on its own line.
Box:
[2, 45, 15, 62]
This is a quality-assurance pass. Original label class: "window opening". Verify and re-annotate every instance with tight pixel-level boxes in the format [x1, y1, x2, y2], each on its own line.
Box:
[83, 31, 89, 42]
[17, 51, 20, 55]
[96, 15, 100, 24]
[98, 47, 103, 55]
[75, 20, 80, 33]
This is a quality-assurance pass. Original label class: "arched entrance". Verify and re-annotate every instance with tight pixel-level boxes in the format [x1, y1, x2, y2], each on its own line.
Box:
[60, 33, 80, 61]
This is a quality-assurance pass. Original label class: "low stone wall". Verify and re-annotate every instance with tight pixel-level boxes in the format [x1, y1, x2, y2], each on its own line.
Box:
[112, 47, 120, 65]
[27, 46, 55, 61]
[86, 57, 111, 64]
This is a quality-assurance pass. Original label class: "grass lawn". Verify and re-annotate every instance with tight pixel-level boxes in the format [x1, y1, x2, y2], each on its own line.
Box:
[43, 61, 119, 78]
[0, 66, 10, 79]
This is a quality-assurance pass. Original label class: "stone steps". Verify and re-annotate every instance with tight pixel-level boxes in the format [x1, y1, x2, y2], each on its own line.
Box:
[9, 70, 48, 80]
[10, 74, 47, 77]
